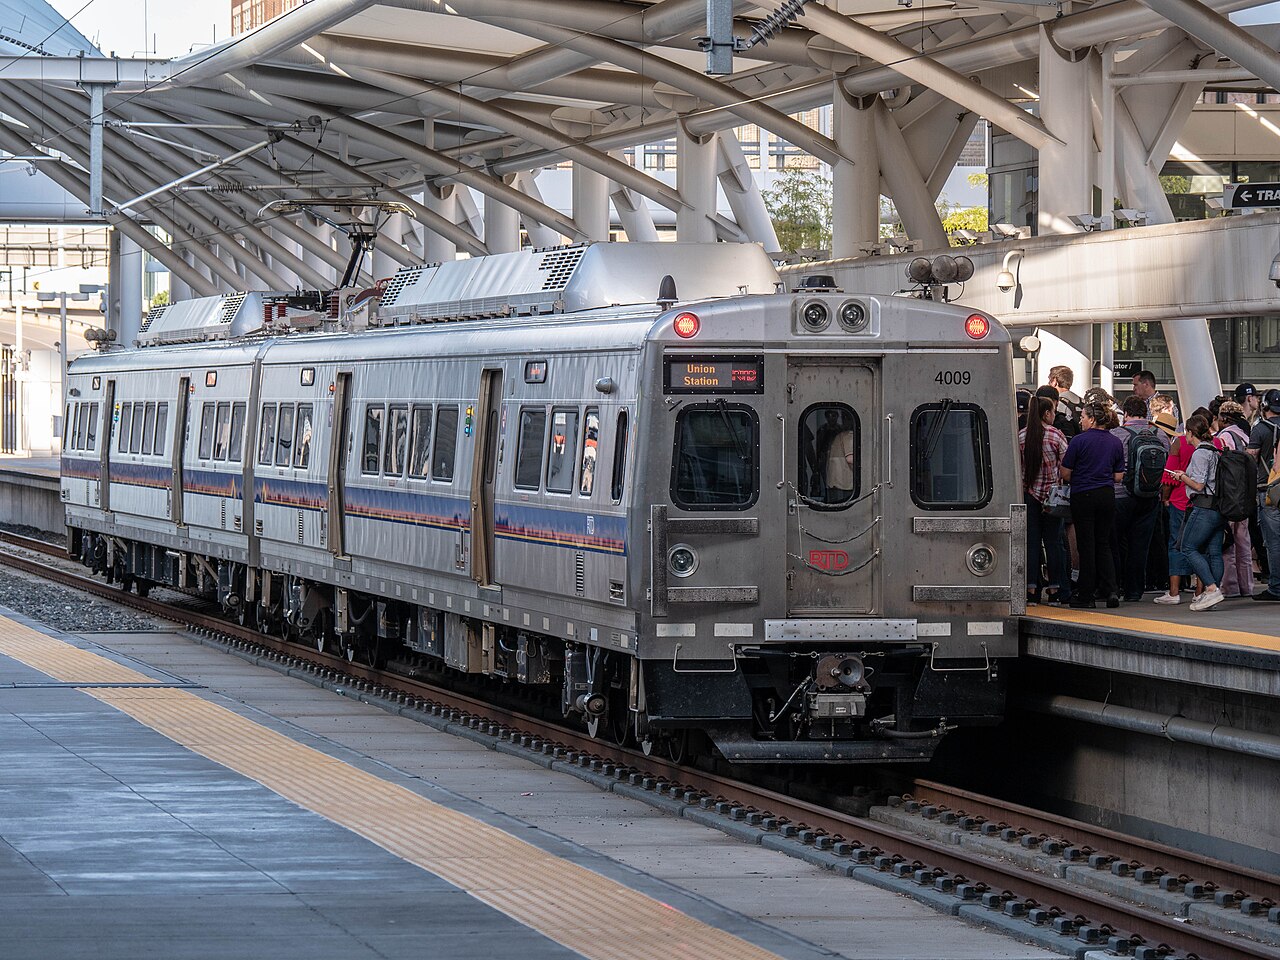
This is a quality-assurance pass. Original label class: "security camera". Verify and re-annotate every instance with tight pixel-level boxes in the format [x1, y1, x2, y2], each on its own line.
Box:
[1270, 251, 1280, 288]
[996, 270, 1017, 293]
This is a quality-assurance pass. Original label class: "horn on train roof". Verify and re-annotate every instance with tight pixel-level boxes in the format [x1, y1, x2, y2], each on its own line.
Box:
[656, 274, 678, 310]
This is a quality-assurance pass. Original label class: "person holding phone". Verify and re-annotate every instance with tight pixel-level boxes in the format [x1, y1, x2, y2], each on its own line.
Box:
[1061, 402, 1125, 608]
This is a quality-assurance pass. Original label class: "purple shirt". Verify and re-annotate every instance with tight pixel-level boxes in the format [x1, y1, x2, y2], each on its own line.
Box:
[1063, 427, 1125, 495]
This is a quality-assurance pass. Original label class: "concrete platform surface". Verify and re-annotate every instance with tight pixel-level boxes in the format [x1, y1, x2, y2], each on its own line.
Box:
[0, 454, 60, 479]
[0, 608, 1061, 960]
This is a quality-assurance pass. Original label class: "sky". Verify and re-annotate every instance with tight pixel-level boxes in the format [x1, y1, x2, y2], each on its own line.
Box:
[48, 0, 231, 58]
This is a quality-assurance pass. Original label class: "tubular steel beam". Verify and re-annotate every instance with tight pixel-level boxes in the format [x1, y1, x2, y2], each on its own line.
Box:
[1135, 0, 1280, 94]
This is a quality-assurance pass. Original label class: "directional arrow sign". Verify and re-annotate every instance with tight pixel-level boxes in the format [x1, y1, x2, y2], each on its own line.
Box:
[1225, 182, 1280, 208]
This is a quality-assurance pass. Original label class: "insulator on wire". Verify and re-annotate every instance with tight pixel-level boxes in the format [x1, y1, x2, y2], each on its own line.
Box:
[746, 0, 812, 48]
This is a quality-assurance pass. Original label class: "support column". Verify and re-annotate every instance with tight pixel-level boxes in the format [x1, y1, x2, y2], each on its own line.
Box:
[572, 163, 611, 241]
[115, 230, 144, 347]
[676, 122, 717, 244]
[484, 182, 522, 253]
[608, 150, 659, 243]
[85, 83, 108, 217]
[874, 102, 948, 250]
[1037, 30, 1097, 392]
[716, 132, 781, 253]
[1114, 101, 1221, 412]
[513, 171, 563, 248]
[372, 212, 409, 279]
[302, 217, 337, 287]
[832, 86, 880, 259]
[424, 184, 458, 263]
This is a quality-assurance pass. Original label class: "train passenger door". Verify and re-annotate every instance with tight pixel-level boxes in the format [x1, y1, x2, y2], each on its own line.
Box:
[327, 371, 353, 558]
[470, 368, 503, 587]
[99, 380, 115, 512]
[785, 360, 879, 616]
[171, 376, 189, 526]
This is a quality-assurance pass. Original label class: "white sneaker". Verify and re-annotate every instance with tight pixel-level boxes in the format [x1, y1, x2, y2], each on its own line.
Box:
[1190, 590, 1224, 612]
[1153, 592, 1181, 604]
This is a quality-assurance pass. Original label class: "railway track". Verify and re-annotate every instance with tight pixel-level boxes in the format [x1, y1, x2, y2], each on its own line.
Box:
[2, 530, 1276, 960]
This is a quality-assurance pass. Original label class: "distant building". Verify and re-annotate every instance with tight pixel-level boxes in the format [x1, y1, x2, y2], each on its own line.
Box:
[231, 0, 303, 35]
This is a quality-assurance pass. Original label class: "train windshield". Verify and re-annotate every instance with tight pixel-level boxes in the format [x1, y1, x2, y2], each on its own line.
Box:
[671, 403, 759, 510]
[909, 402, 992, 509]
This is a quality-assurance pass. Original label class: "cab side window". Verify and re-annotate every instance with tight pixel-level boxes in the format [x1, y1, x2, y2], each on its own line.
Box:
[275, 404, 295, 467]
[197, 403, 215, 459]
[293, 404, 313, 469]
[118, 403, 132, 453]
[228, 402, 246, 463]
[384, 405, 409, 477]
[154, 403, 169, 457]
[546, 407, 579, 494]
[408, 405, 433, 479]
[432, 406, 458, 482]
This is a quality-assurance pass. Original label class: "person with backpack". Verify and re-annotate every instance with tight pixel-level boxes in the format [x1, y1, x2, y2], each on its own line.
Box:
[1168, 415, 1227, 612]
[1246, 389, 1280, 602]
[1110, 395, 1169, 601]
[1019, 396, 1071, 604]
[1215, 401, 1255, 598]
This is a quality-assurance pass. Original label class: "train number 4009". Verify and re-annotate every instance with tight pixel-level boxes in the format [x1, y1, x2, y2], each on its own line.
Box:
[934, 370, 971, 385]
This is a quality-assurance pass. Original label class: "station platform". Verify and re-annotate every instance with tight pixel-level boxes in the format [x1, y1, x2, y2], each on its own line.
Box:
[0, 607, 1058, 960]
[0, 455, 62, 535]
[1021, 597, 1280, 697]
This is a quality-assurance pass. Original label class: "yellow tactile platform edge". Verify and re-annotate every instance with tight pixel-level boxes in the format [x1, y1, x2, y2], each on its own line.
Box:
[1026, 605, 1280, 653]
[0, 616, 783, 960]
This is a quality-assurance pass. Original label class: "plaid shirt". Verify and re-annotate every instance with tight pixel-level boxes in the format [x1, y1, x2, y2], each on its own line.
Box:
[1018, 424, 1068, 503]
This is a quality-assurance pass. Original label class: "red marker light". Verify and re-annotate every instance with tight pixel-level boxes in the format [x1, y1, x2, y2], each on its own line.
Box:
[965, 314, 990, 339]
[673, 312, 700, 338]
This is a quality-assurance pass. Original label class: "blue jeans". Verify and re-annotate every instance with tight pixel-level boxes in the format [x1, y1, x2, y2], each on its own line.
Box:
[1259, 496, 1280, 596]
[1024, 492, 1071, 601]
[1167, 505, 1190, 577]
[1180, 505, 1224, 589]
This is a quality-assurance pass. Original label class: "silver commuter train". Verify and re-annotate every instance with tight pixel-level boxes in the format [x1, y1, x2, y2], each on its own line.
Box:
[61, 242, 1025, 763]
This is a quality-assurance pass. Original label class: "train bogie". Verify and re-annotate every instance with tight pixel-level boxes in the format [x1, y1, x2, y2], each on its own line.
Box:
[63, 242, 1021, 763]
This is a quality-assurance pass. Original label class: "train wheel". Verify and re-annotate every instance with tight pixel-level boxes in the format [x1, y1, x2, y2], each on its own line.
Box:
[362, 635, 384, 670]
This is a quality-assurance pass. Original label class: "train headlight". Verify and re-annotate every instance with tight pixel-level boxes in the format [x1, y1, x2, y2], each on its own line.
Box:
[966, 542, 997, 577]
[801, 300, 829, 331]
[667, 544, 699, 578]
[838, 300, 867, 332]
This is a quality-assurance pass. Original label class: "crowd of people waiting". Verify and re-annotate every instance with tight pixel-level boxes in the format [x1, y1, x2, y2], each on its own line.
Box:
[1017, 366, 1280, 612]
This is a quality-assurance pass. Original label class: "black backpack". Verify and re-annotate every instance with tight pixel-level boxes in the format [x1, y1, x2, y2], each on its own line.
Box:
[1123, 426, 1165, 498]
[1215, 433, 1257, 522]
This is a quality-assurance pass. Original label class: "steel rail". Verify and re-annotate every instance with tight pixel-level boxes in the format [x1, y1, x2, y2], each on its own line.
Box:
[0, 539, 1273, 960]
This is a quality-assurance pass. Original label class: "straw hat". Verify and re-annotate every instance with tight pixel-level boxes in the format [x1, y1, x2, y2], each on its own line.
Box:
[1151, 410, 1178, 437]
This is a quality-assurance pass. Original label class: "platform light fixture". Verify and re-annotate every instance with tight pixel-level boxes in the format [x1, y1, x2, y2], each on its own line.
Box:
[1114, 209, 1148, 227]
[1068, 214, 1104, 232]
[990, 223, 1029, 240]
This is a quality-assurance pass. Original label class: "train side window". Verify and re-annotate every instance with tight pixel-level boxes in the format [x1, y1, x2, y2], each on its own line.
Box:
[611, 410, 629, 502]
[228, 402, 245, 462]
[142, 402, 157, 456]
[131, 403, 147, 455]
[213, 402, 232, 460]
[154, 404, 169, 457]
[64, 403, 72, 449]
[798, 404, 861, 509]
[579, 408, 599, 497]
[384, 404, 409, 476]
[294, 404, 313, 469]
[546, 407, 579, 494]
[514, 407, 547, 490]
[408, 405, 433, 479]
[118, 403, 132, 453]
[85, 403, 98, 451]
[670, 404, 759, 511]
[196, 403, 214, 459]
[257, 404, 278, 465]
[362, 404, 384, 475]
[276, 403, 295, 467]
[432, 406, 458, 482]
[909, 402, 992, 510]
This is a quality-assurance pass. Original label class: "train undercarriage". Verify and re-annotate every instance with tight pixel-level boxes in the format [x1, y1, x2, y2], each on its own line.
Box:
[70, 528, 1006, 764]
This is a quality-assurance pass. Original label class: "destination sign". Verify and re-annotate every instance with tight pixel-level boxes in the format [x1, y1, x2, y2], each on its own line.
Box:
[1224, 182, 1280, 209]
[664, 355, 764, 394]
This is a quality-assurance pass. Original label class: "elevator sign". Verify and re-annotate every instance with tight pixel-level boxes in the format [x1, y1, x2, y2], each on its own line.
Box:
[1225, 183, 1280, 209]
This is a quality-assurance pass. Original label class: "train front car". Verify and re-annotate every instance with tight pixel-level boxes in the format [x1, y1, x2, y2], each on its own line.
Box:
[635, 285, 1021, 762]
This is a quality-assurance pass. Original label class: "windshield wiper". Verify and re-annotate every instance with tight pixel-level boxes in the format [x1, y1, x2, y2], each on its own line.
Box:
[922, 398, 955, 461]
[714, 398, 750, 462]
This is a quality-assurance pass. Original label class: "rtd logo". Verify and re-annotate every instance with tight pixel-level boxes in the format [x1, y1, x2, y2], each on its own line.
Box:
[808, 549, 850, 572]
